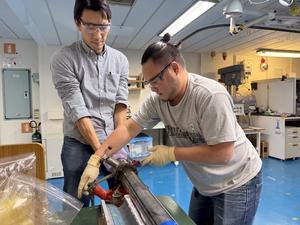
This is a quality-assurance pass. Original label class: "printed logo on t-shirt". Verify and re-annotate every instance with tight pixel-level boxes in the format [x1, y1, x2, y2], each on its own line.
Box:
[165, 125, 205, 144]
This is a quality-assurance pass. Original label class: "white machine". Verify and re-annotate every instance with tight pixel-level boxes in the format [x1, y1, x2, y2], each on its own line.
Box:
[252, 78, 298, 115]
[42, 135, 64, 179]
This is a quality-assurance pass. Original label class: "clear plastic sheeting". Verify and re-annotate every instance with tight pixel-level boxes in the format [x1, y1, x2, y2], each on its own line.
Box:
[0, 174, 82, 225]
[0, 153, 82, 225]
[0, 153, 36, 188]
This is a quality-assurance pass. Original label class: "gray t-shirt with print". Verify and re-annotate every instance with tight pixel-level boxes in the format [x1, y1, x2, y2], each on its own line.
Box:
[132, 73, 262, 196]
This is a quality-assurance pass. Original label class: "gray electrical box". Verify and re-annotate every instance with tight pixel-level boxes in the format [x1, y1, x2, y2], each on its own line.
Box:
[2, 69, 32, 119]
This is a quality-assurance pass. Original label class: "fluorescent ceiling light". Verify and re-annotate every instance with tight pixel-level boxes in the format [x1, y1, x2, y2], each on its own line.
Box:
[256, 48, 300, 58]
[159, 1, 216, 37]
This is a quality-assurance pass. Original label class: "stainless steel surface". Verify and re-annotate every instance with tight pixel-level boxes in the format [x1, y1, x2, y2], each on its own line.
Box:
[102, 157, 176, 225]
[100, 200, 115, 225]
[122, 195, 145, 225]
[99, 195, 145, 225]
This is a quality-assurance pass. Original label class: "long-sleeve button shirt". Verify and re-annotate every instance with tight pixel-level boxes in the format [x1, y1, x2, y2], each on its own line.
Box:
[51, 40, 129, 144]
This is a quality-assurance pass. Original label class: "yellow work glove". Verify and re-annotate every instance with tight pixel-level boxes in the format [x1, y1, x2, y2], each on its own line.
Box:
[142, 145, 176, 166]
[77, 154, 101, 198]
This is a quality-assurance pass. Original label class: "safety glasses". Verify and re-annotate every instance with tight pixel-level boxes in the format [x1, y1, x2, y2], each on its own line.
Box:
[79, 18, 111, 34]
[144, 61, 173, 86]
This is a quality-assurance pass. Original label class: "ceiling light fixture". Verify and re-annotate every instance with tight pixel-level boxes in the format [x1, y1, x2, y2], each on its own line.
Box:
[278, 0, 293, 7]
[159, 1, 216, 37]
[223, 0, 243, 16]
[223, 0, 243, 35]
[256, 48, 300, 58]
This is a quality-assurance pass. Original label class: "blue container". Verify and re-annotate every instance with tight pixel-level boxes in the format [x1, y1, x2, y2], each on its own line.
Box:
[128, 133, 152, 160]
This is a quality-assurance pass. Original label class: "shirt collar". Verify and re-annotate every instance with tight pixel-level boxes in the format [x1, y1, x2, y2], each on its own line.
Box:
[80, 40, 107, 57]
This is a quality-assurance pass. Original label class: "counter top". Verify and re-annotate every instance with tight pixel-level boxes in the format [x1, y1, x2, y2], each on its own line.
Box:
[243, 126, 264, 132]
[252, 115, 300, 120]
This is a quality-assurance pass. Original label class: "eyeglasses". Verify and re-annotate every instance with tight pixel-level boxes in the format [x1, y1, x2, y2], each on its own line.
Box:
[79, 18, 111, 34]
[144, 61, 173, 86]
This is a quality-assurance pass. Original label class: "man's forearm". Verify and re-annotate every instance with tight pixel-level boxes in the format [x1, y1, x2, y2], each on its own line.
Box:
[175, 142, 234, 164]
[95, 119, 143, 158]
[76, 117, 101, 152]
[114, 103, 128, 128]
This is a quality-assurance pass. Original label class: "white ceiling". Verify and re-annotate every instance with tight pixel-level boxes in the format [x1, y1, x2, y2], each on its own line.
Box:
[0, 0, 300, 55]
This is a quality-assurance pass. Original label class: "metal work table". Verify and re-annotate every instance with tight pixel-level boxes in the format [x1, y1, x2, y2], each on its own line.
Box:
[71, 196, 196, 225]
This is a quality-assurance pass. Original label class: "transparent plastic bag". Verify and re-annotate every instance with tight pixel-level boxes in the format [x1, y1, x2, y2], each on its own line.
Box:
[0, 153, 82, 224]
[0, 174, 82, 225]
[104, 146, 128, 171]
[0, 153, 36, 188]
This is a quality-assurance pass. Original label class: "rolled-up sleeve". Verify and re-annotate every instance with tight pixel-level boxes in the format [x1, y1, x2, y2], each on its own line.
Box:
[115, 55, 129, 106]
[50, 50, 90, 123]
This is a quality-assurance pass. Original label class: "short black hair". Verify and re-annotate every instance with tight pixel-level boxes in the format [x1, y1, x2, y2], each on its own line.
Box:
[141, 33, 185, 67]
[74, 0, 111, 22]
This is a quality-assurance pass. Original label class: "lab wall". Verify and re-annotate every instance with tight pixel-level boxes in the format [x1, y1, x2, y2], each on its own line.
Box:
[38, 45, 64, 140]
[292, 58, 300, 75]
[201, 52, 298, 97]
[0, 39, 39, 144]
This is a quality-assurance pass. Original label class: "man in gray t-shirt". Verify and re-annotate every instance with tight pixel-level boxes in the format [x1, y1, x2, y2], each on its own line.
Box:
[79, 34, 262, 225]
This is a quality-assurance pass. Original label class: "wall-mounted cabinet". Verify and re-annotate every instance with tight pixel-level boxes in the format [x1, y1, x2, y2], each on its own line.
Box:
[2, 68, 32, 119]
[128, 76, 144, 91]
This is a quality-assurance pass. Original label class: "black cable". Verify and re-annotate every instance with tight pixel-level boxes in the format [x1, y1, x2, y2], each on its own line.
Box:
[177, 23, 300, 45]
